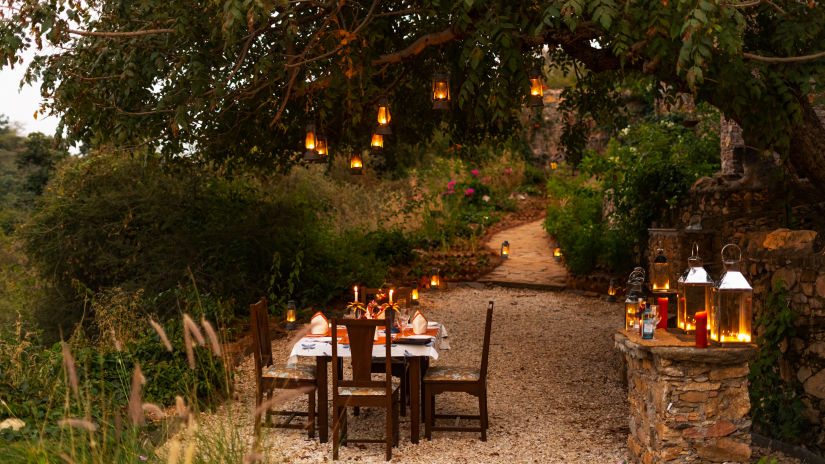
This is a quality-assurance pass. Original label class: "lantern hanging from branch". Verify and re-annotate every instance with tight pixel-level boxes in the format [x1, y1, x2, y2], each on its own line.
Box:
[651, 247, 671, 292]
[286, 300, 296, 331]
[315, 132, 328, 160]
[432, 70, 450, 110]
[376, 95, 392, 135]
[528, 68, 544, 107]
[370, 132, 384, 150]
[303, 122, 321, 162]
[500, 240, 510, 259]
[429, 268, 441, 290]
[677, 243, 714, 332]
[350, 152, 363, 175]
[625, 268, 646, 331]
[606, 278, 617, 302]
[711, 244, 753, 343]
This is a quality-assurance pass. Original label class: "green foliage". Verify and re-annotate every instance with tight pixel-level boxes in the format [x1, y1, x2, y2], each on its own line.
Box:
[749, 279, 808, 441]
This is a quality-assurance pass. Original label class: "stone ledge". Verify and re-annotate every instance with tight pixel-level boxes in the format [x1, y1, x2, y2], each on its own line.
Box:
[615, 330, 758, 364]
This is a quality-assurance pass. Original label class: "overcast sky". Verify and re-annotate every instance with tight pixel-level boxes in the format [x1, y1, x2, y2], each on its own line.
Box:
[1, 49, 60, 136]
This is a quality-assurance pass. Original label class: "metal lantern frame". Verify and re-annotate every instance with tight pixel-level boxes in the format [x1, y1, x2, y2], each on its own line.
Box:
[651, 247, 671, 293]
[711, 244, 753, 343]
[501, 240, 510, 259]
[432, 70, 451, 110]
[376, 95, 392, 135]
[677, 243, 715, 332]
[528, 67, 544, 107]
[625, 268, 646, 331]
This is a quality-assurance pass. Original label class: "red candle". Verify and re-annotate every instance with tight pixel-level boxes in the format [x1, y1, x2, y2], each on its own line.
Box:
[657, 297, 668, 329]
[695, 311, 708, 348]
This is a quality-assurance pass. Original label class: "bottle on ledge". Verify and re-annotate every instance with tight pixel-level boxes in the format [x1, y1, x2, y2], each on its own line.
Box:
[642, 303, 655, 340]
[638, 298, 646, 337]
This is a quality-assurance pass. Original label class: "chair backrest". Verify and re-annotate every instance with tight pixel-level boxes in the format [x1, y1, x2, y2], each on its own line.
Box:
[359, 287, 384, 304]
[249, 297, 273, 377]
[332, 317, 393, 394]
[479, 301, 494, 381]
[394, 287, 413, 308]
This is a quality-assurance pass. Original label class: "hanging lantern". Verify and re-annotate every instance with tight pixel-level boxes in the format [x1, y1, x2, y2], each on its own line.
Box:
[625, 268, 646, 331]
[553, 247, 563, 262]
[370, 132, 384, 150]
[550, 161, 558, 170]
[651, 247, 671, 292]
[501, 240, 510, 259]
[677, 243, 714, 332]
[376, 95, 392, 135]
[286, 300, 297, 331]
[432, 70, 451, 110]
[429, 268, 441, 290]
[350, 153, 363, 175]
[303, 123, 321, 161]
[606, 278, 617, 303]
[711, 244, 753, 343]
[315, 132, 328, 160]
[528, 68, 544, 107]
[410, 281, 419, 305]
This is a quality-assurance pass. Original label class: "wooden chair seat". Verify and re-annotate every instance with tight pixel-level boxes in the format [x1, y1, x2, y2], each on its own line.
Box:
[262, 364, 316, 381]
[338, 383, 399, 396]
[423, 366, 480, 382]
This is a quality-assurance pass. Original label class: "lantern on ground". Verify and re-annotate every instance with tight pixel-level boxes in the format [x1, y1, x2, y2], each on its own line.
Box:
[553, 247, 563, 262]
[286, 300, 296, 331]
[371, 132, 384, 151]
[625, 268, 646, 331]
[432, 70, 450, 110]
[651, 248, 671, 292]
[528, 68, 544, 107]
[429, 268, 441, 290]
[606, 278, 617, 302]
[677, 243, 714, 332]
[350, 153, 363, 175]
[376, 95, 392, 135]
[501, 240, 510, 259]
[711, 244, 753, 343]
[303, 123, 320, 161]
[410, 281, 419, 305]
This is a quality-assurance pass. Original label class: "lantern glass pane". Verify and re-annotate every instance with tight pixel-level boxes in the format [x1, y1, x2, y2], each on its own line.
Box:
[678, 282, 712, 332]
[433, 81, 449, 100]
[529, 78, 543, 97]
[305, 131, 316, 150]
[350, 155, 362, 169]
[651, 262, 670, 291]
[625, 297, 640, 331]
[316, 138, 327, 156]
[377, 106, 390, 125]
[712, 290, 752, 342]
[371, 133, 383, 148]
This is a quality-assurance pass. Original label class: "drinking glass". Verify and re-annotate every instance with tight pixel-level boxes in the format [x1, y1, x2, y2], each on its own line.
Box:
[650, 305, 661, 338]
[397, 307, 410, 334]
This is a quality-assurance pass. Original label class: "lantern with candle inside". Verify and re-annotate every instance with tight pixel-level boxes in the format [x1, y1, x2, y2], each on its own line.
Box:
[553, 247, 563, 262]
[376, 95, 392, 135]
[710, 244, 753, 343]
[625, 268, 646, 331]
[410, 281, 419, 305]
[500, 240, 510, 259]
[528, 68, 544, 107]
[677, 243, 714, 332]
[432, 70, 451, 110]
[303, 123, 321, 162]
[606, 278, 617, 302]
[650, 247, 671, 293]
[350, 153, 363, 175]
[286, 300, 296, 331]
[429, 268, 441, 290]
[550, 161, 558, 170]
[370, 131, 384, 151]
[315, 132, 328, 160]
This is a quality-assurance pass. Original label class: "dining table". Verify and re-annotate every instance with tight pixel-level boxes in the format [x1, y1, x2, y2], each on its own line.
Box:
[287, 321, 450, 444]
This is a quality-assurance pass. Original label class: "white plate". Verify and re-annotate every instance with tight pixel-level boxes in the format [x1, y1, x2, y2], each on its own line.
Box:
[402, 334, 433, 340]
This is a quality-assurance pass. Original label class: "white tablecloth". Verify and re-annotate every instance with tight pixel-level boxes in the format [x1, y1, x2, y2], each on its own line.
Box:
[288, 322, 449, 363]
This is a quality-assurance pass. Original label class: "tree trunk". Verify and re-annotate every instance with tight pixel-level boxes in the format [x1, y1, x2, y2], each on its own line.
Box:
[788, 98, 825, 188]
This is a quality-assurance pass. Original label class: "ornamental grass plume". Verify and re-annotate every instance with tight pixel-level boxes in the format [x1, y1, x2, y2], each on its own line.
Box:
[175, 395, 190, 420]
[183, 325, 195, 369]
[142, 403, 166, 421]
[149, 319, 173, 352]
[243, 453, 264, 463]
[61, 342, 79, 395]
[58, 418, 98, 432]
[201, 318, 222, 357]
[128, 364, 147, 426]
[183, 441, 196, 464]
[183, 314, 206, 346]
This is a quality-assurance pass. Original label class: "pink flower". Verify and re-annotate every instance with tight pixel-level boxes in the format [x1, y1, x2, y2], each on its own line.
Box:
[464, 188, 474, 196]
[471, 170, 480, 177]
[481, 176, 491, 182]
[447, 180, 457, 187]
[504, 168, 513, 174]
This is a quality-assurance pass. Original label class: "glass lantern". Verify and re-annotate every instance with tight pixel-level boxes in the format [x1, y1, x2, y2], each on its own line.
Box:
[553, 247, 562, 262]
[651, 247, 671, 292]
[625, 268, 646, 331]
[606, 278, 617, 303]
[501, 240, 510, 259]
[711, 244, 753, 343]
[350, 153, 363, 175]
[528, 68, 544, 107]
[286, 300, 296, 331]
[410, 280, 419, 305]
[315, 132, 328, 160]
[370, 132, 384, 150]
[432, 70, 450, 110]
[429, 268, 441, 290]
[303, 123, 320, 161]
[677, 243, 714, 332]
[376, 95, 392, 135]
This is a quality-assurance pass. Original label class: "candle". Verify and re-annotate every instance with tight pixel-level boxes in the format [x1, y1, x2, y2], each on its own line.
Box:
[695, 311, 708, 348]
[657, 297, 668, 329]
[354, 286, 358, 303]
[389, 289, 394, 304]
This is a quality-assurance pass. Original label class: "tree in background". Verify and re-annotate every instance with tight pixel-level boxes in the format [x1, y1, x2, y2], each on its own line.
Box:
[1, 1, 824, 184]
[16, 132, 68, 196]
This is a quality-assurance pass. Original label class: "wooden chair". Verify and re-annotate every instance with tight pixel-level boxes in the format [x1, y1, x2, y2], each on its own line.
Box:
[332, 316, 400, 461]
[424, 300, 494, 441]
[249, 297, 316, 438]
[369, 287, 412, 416]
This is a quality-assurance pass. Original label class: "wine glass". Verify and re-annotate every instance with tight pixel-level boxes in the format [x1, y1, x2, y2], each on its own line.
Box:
[650, 305, 661, 338]
[397, 307, 410, 335]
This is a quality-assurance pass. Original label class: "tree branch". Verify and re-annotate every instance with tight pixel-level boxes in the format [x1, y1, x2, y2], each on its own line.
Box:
[371, 27, 456, 65]
[744, 50, 825, 63]
[67, 28, 174, 37]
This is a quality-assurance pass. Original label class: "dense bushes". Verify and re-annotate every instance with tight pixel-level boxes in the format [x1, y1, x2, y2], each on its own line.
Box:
[545, 107, 720, 275]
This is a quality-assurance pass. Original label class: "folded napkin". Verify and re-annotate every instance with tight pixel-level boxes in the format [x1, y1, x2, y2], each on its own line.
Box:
[310, 312, 329, 335]
[373, 306, 386, 320]
[412, 310, 428, 335]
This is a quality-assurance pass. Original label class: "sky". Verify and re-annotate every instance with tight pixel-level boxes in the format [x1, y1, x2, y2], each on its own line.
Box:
[0, 49, 60, 136]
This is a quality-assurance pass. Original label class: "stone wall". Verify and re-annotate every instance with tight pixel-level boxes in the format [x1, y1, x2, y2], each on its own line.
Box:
[616, 331, 756, 463]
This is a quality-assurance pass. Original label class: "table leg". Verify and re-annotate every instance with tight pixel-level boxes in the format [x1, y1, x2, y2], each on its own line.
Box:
[316, 357, 329, 443]
[409, 357, 421, 444]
